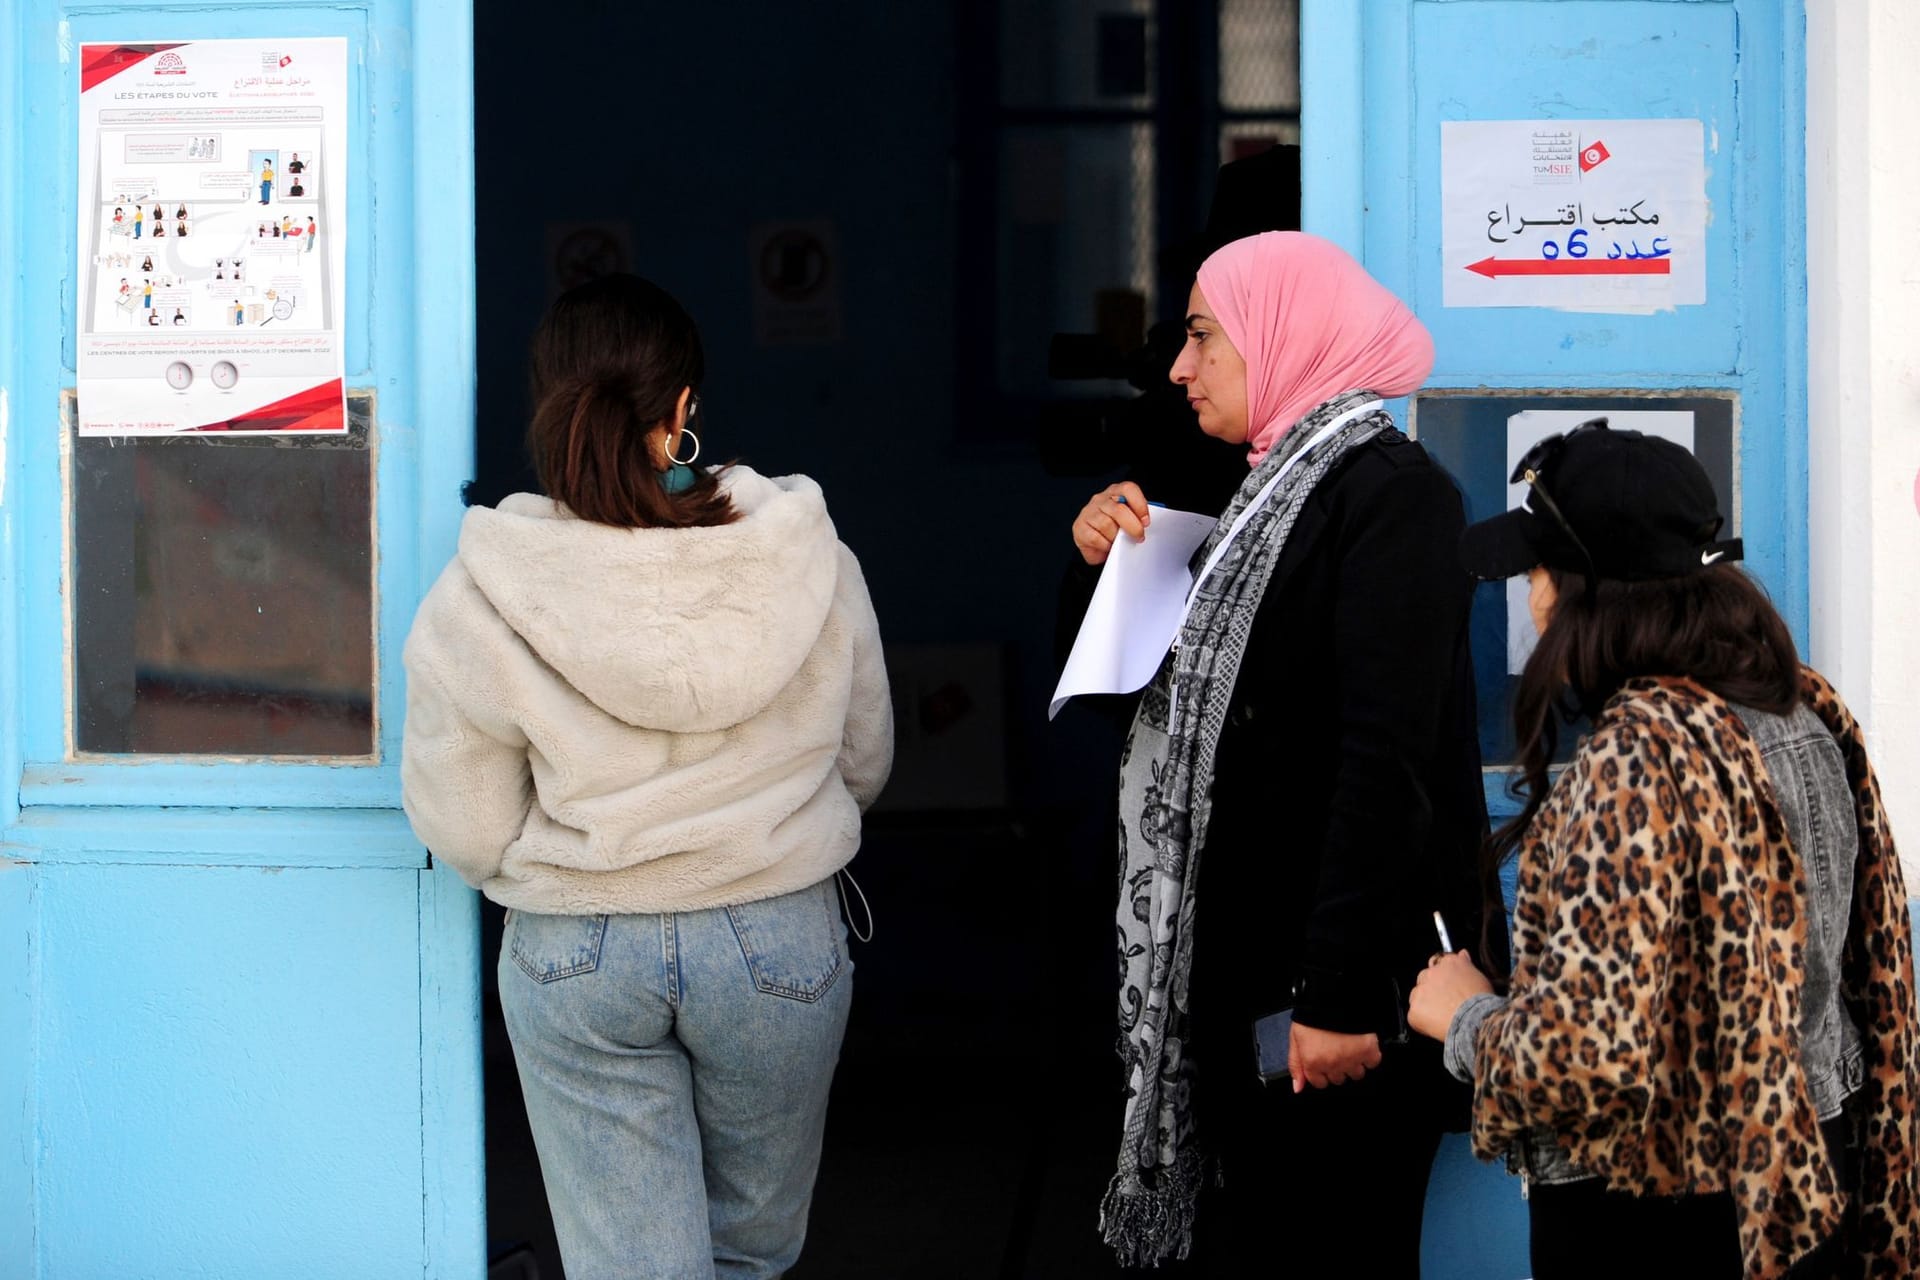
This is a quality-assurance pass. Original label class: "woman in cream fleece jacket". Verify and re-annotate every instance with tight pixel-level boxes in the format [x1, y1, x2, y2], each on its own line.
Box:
[402, 274, 891, 1280]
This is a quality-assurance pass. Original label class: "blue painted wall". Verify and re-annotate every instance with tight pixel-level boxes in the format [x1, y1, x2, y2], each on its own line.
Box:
[1301, 2, 1807, 1275]
[0, 0, 480, 1274]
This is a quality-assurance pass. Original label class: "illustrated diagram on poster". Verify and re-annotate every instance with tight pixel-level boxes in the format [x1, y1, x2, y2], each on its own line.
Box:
[1442, 119, 1706, 313]
[77, 39, 346, 434]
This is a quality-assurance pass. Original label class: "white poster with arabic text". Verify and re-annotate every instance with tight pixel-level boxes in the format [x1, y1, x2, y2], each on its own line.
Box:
[1442, 119, 1706, 313]
[77, 38, 347, 435]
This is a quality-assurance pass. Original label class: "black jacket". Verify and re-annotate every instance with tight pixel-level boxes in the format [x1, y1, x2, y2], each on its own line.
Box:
[1062, 430, 1498, 1050]
[1196, 430, 1497, 1045]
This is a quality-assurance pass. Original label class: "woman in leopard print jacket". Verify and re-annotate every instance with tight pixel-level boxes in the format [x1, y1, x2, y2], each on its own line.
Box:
[1408, 421, 1919, 1280]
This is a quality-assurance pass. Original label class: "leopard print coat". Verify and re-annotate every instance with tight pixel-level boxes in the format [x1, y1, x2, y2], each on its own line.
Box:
[1470, 669, 1919, 1279]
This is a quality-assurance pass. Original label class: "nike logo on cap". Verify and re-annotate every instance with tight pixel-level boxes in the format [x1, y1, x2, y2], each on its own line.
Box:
[1701, 549, 1726, 565]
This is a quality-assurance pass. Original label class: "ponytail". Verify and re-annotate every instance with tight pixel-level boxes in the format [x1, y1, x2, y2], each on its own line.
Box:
[528, 372, 735, 530]
[525, 273, 736, 531]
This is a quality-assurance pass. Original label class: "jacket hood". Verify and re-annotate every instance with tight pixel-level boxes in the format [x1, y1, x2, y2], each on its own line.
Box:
[456, 467, 841, 733]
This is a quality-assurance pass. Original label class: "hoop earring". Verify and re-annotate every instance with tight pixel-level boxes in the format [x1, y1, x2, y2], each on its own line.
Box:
[668, 428, 701, 466]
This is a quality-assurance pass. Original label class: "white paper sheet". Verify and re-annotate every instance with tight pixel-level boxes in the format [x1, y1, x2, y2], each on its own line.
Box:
[1048, 506, 1217, 720]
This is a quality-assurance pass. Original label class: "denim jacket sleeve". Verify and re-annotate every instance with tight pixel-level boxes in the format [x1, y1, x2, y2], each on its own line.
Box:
[1444, 992, 1507, 1083]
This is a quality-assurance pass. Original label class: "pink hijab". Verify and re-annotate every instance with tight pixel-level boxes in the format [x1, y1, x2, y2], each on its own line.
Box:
[1195, 231, 1434, 466]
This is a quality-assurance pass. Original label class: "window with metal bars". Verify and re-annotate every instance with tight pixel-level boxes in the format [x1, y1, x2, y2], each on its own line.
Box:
[956, 0, 1300, 446]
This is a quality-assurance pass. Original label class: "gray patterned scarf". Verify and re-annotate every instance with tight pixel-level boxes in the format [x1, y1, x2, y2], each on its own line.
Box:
[1100, 390, 1391, 1266]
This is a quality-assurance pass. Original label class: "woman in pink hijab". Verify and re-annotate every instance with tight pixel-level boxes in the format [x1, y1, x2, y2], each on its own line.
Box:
[1070, 233, 1497, 1274]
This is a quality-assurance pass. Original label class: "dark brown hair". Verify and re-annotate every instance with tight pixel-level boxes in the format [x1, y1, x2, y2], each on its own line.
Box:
[1493, 564, 1801, 870]
[527, 273, 736, 529]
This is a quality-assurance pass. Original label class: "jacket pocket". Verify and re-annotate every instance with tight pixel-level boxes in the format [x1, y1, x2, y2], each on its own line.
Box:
[726, 881, 846, 1003]
[508, 911, 609, 984]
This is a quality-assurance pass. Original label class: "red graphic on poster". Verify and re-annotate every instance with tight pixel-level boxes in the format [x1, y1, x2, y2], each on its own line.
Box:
[1580, 141, 1611, 173]
[196, 378, 344, 433]
[79, 43, 187, 93]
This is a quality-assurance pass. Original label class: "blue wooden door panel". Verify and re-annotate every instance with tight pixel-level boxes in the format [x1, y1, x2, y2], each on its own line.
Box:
[1359, 0, 1806, 643]
[0, 0, 481, 1273]
[1400, 2, 1743, 377]
[8, 0, 470, 812]
[37, 865, 424, 1276]
[1304, 3, 1804, 1274]
[0, 866, 36, 1268]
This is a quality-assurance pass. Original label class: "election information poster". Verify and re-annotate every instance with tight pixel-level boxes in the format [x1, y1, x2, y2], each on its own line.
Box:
[1441, 119, 1707, 313]
[77, 38, 346, 435]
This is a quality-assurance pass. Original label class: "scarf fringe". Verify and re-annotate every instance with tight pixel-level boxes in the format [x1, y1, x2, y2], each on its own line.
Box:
[1098, 1149, 1208, 1268]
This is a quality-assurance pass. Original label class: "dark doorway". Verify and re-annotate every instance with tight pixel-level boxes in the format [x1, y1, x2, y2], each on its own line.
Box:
[469, 4, 1300, 1275]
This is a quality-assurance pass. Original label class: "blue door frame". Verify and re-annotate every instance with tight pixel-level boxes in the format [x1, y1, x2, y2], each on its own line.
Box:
[0, 0, 481, 1273]
[1301, 3, 1807, 1274]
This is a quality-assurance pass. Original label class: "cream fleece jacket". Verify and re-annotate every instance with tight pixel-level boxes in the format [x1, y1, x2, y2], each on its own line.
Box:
[401, 466, 892, 914]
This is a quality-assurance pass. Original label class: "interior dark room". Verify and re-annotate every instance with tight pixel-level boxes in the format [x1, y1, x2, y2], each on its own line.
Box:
[469, 4, 1302, 1274]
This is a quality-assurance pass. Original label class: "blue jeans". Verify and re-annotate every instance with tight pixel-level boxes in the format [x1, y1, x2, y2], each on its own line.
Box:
[498, 878, 852, 1279]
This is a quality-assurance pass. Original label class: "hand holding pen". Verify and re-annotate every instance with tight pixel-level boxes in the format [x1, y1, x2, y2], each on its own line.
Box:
[1408, 909, 1494, 1041]
[1071, 482, 1153, 566]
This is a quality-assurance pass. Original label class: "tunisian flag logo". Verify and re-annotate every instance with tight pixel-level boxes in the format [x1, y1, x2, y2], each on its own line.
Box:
[1580, 141, 1611, 173]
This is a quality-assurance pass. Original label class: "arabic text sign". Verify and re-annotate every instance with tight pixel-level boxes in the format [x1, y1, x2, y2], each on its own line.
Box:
[1442, 119, 1706, 312]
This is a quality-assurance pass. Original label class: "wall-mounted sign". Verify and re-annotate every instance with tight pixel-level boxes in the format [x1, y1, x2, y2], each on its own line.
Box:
[749, 221, 841, 346]
[77, 38, 347, 434]
[545, 220, 633, 301]
[1441, 119, 1707, 313]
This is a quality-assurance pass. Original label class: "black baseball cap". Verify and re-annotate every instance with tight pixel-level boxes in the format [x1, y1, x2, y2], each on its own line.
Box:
[1458, 418, 1743, 582]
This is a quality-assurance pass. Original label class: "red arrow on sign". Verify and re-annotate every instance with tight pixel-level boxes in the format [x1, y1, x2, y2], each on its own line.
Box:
[1466, 256, 1671, 278]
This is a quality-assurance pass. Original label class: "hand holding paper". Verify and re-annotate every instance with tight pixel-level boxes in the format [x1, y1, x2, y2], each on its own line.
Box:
[1071, 482, 1152, 566]
[1050, 504, 1217, 719]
